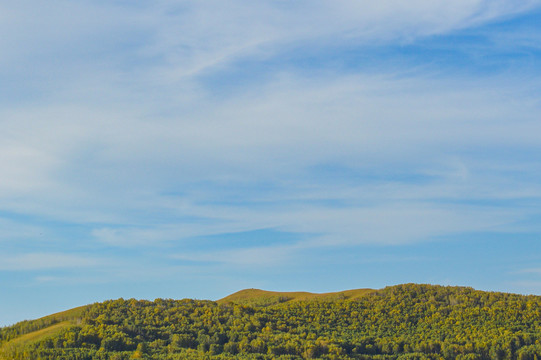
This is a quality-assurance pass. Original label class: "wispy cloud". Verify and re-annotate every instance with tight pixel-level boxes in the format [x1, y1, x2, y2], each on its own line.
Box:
[0, 253, 99, 271]
[0, 72, 538, 253]
[172, 244, 298, 267]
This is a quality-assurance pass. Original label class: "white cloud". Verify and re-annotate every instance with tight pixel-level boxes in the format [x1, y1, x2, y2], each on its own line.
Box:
[92, 197, 521, 249]
[172, 245, 297, 267]
[515, 268, 541, 275]
[146, 0, 541, 65]
[0, 253, 99, 271]
[0, 218, 45, 241]
[0, 143, 61, 194]
[1, 0, 539, 81]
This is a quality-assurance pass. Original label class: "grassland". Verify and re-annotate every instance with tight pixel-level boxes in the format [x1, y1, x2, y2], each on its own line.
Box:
[217, 288, 375, 306]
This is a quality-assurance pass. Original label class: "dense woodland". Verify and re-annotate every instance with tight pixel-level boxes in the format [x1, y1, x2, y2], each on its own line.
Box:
[2, 284, 541, 359]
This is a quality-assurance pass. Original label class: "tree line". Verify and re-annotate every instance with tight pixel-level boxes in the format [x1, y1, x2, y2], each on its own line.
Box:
[2, 284, 541, 359]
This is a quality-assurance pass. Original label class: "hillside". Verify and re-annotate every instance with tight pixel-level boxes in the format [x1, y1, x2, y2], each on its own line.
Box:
[0, 305, 88, 359]
[2, 284, 541, 359]
[217, 288, 375, 306]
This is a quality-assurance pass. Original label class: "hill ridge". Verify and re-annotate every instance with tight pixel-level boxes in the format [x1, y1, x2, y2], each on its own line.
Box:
[217, 287, 375, 306]
[4, 283, 541, 359]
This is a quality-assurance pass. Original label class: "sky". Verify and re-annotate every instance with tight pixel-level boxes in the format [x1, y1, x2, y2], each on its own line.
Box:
[1, 0, 541, 326]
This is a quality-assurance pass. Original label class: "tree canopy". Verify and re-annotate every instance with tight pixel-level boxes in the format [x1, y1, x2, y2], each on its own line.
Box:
[2, 284, 541, 360]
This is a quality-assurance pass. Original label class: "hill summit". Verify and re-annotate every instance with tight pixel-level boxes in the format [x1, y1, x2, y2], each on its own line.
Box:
[217, 287, 375, 306]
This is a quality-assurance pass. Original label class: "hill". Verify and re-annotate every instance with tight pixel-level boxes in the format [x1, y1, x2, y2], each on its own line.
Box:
[217, 288, 375, 306]
[0, 305, 88, 359]
[2, 284, 541, 359]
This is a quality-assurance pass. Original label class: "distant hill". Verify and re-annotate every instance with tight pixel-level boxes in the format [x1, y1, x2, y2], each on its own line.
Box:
[217, 288, 375, 306]
[2, 284, 541, 359]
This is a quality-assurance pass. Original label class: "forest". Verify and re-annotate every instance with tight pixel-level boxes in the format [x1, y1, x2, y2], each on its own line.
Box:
[2, 284, 541, 360]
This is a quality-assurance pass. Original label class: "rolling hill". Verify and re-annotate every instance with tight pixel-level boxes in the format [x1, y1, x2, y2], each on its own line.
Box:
[217, 288, 375, 306]
[2, 284, 541, 359]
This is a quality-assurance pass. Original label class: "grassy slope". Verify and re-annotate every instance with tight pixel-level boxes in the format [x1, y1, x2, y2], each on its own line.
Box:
[33, 305, 88, 325]
[0, 305, 88, 354]
[217, 288, 375, 306]
[2, 321, 71, 347]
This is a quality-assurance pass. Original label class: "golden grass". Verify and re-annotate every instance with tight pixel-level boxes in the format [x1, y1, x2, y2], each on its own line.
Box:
[38, 305, 88, 324]
[5, 321, 71, 346]
[0, 321, 74, 357]
[0, 304, 88, 356]
[217, 288, 375, 306]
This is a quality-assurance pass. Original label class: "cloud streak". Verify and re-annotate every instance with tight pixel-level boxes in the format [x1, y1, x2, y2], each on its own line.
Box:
[1, 71, 540, 253]
[0, 253, 99, 271]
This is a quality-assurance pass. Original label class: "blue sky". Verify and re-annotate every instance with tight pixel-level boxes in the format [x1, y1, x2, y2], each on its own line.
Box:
[1, 0, 541, 326]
